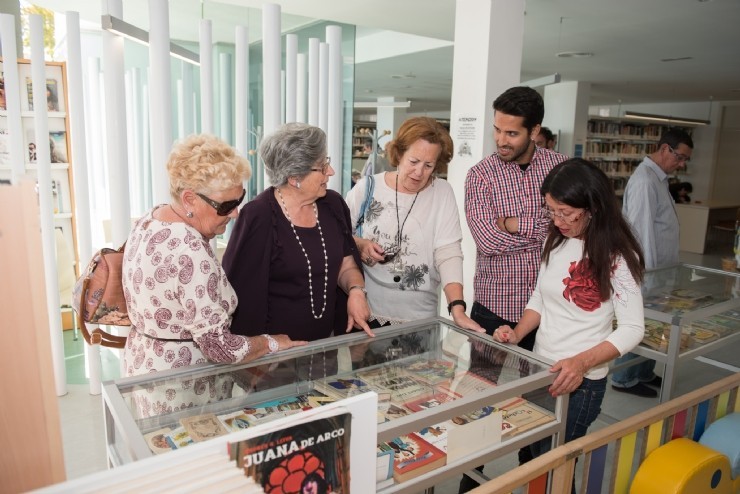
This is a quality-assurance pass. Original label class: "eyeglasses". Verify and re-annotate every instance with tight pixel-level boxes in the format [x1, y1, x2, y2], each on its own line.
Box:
[310, 156, 332, 175]
[196, 189, 246, 216]
[668, 147, 691, 163]
[541, 207, 586, 224]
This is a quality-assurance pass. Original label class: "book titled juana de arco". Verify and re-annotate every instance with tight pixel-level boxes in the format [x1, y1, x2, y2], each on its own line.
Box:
[231, 412, 352, 494]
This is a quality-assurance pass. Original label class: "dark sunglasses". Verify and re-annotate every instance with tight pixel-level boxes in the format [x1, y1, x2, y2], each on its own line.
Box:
[196, 189, 246, 216]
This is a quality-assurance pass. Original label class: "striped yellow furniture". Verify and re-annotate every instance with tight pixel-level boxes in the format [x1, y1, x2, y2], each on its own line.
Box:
[470, 372, 740, 494]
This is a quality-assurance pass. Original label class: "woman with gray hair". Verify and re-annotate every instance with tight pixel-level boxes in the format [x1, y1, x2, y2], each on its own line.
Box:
[223, 123, 372, 343]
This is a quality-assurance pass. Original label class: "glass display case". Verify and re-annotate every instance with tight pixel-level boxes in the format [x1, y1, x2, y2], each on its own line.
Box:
[102, 317, 566, 493]
[632, 263, 740, 402]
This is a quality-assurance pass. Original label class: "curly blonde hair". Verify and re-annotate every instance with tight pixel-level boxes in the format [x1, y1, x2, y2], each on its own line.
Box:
[167, 134, 251, 200]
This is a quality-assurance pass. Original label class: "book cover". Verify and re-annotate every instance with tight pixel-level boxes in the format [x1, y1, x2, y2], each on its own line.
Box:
[218, 410, 253, 432]
[0, 72, 5, 110]
[387, 433, 446, 483]
[376, 442, 395, 482]
[144, 427, 174, 455]
[0, 128, 8, 165]
[26, 77, 59, 111]
[377, 403, 410, 424]
[401, 389, 461, 413]
[49, 130, 68, 163]
[165, 426, 195, 449]
[233, 412, 352, 494]
[440, 371, 494, 397]
[404, 358, 457, 385]
[669, 288, 712, 302]
[355, 370, 430, 402]
[25, 129, 36, 163]
[416, 423, 449, 452]
[446, 410, 502, 461]
[180, 413, 229, 442]
[313, 376, 374, 401]
[498, 398, 554, 435]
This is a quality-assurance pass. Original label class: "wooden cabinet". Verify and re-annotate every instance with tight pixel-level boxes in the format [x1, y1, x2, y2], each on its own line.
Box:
[585, 116, 692, 196]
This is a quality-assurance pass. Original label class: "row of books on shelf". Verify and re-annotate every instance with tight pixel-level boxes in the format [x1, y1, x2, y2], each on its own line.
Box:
[585, 141, 657, 156]
[587, 120, 666, 139]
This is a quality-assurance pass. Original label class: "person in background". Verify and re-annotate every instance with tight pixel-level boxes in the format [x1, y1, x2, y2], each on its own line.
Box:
[493, 158, 645, 471]
[351, 170, 361, 188]
[223, 123, 372, 344]
[122, 134, 306, 416]
[534, 126, 556, 150]
[669, 181, 693, 204]
[611, 128, 694, 397]
[346, 116, 483, 333]
[460, 86, 567, 491]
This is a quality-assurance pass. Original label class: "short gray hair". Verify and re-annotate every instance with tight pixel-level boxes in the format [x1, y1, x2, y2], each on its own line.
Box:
[260, 123, 327, 186]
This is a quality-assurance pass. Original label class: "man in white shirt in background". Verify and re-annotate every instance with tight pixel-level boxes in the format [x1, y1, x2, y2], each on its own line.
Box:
[611, 128, 694, 397]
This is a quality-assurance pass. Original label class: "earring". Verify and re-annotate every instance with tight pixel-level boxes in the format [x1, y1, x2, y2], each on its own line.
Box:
[186, 211, 193, 218]
[295, 181, 301, 189]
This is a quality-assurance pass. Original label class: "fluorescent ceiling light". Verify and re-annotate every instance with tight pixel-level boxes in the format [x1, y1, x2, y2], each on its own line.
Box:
[521, 73, 561, 88]
[354, 101, 412, 109]
[623, 111, 710, 126]
[101, 14, 200, 66]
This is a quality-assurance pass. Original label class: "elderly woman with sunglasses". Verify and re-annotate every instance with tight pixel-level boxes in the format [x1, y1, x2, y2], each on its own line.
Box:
[122, 134, 306, 415]
[345, 117, 482, 333]
[223, 123, 372, 344]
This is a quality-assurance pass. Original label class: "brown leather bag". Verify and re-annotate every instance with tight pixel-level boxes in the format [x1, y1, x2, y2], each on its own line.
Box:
[71, 243, 129, 348]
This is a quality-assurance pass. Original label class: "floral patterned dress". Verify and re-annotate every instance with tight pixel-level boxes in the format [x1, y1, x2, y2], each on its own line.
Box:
[122, 206, 252, 418]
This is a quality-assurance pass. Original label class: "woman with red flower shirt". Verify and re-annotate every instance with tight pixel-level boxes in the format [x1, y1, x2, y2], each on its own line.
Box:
[493, 158, 645, 461]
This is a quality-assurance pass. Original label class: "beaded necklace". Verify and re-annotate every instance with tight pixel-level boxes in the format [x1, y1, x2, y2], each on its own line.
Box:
[276, 187, 328, 319]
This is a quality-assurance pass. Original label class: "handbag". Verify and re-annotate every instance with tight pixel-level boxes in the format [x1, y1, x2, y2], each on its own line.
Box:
[71, 242, 130, 348]
[354, 174, 375, 237]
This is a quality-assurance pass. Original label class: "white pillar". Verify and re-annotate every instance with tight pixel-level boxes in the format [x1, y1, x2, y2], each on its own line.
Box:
[180, 62, 194, 137]
[0, 14, 25, 183]
[101, 0, 131, 247]
[30, 14, 67, 396]
[326, 25, 342, 192]
[262, 3, 281, 186]
[199, 19, 214, 134]
[543, 81, 590, 158]
[219, 52, 233, 143]
[307, 38, 319, 126]
[296, 53, 307, 124]
[148, 0, 172, 206]
[235, 25, 249, 158]
[285, 33, 297, 124]
[318, 41, 329, 134]
[447, 0, 525, 309]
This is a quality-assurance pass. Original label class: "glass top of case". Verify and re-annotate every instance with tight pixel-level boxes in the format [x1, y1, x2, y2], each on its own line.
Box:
[112, 318, 553, 445]
[642, 263, 739, 317]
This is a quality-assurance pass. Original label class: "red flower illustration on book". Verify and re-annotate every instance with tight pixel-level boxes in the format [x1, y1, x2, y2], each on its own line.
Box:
[562, 259, 601, 312]
[265, 450, 326, 494]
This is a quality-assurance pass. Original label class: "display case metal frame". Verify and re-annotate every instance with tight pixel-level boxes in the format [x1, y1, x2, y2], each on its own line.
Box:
[102, 317, 567, 493]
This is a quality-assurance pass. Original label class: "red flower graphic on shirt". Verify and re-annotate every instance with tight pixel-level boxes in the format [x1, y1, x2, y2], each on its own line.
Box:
[562, 259, 602, 312]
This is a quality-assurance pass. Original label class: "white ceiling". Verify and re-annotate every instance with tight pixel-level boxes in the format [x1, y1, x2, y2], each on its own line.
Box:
[38, 0, 740, 117]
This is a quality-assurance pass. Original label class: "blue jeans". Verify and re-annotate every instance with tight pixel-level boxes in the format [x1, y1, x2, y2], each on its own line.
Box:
[611, 352, 656, 388]
[530, 377, 607, 457]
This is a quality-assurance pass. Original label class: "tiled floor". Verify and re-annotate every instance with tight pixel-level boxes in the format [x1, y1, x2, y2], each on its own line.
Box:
[55, 252, 739, 492]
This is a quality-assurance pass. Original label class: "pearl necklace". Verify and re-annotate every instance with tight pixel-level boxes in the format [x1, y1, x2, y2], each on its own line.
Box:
[276, 187, 328, 319]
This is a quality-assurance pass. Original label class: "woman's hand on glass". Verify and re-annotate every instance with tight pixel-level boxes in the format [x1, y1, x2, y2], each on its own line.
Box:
[451, 310, 485, 333]
[492, 325, 519, 344]
[346, 291, 374, 337]
[548, 356, 587, 397]
[272, 334, 308, 351]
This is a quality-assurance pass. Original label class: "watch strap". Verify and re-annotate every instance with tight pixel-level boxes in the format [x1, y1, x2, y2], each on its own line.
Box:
[447, 299, 467, 315]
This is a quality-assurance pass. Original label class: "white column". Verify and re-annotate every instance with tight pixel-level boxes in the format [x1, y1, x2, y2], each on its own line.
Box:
[318, 41, 329, 134]
[148, 0, 172, 206]
[447, 0, 525, 309]
[180, 62, 194, 137]
[326, 25, 342, 192]
[219, 52, 233, 143]
[296, 53, 307, 124]
[101, 0, 131, 248]
[66, 12, 101, 394]
[543, 81, 590, 158]
[307, 37, 319, 126]
[0, 14, 25, 183]
[235, 25, 249, 158]
[285, 33, 297, 124]
[30, 14, 67, 396]
[262, 3, 281, 186]
[199, 19, 214, 134]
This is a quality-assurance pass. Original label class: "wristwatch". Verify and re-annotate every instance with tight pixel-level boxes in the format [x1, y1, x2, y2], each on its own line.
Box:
[348, 285, 367, 296]
[447, 299, 467, 315]
[262, 334, 279, 354]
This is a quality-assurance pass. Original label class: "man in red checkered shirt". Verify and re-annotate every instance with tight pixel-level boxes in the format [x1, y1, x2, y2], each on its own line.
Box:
[459, 86, 568, 493]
